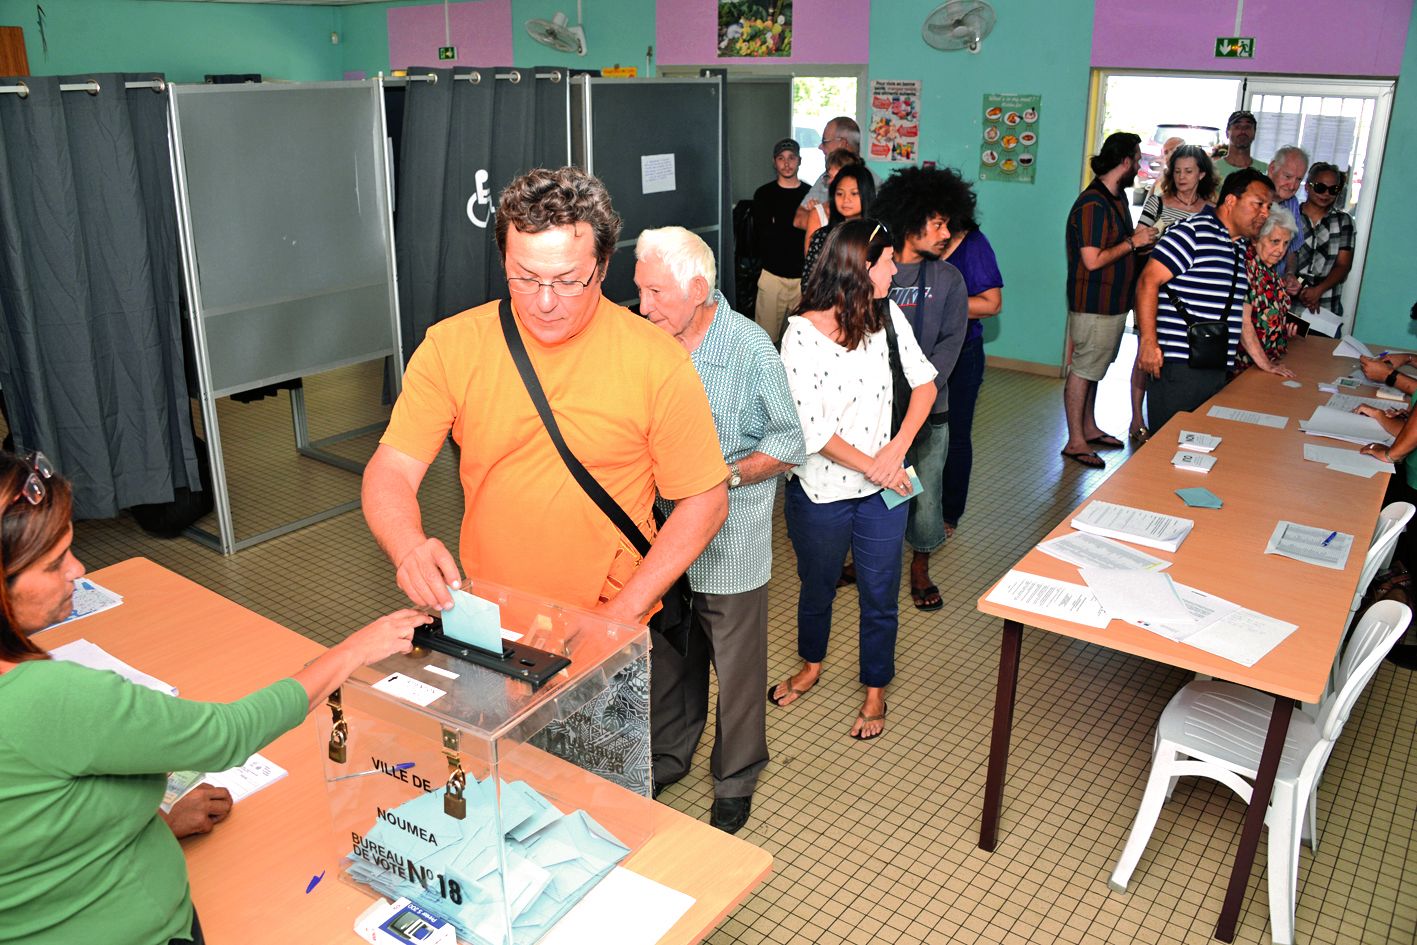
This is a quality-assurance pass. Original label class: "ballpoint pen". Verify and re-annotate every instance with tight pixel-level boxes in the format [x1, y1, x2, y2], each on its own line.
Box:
[329, 761, 415, 782]
[1321, 531, 1337, 547]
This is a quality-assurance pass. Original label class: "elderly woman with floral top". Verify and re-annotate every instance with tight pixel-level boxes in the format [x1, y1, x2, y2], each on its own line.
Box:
[1235, 203, 1299, 371]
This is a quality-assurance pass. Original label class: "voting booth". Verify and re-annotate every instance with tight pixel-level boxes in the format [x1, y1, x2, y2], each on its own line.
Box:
[317, 577, 652, 944]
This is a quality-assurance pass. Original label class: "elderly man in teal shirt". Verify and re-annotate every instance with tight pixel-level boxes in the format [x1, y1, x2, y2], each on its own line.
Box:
[635, 226, 806, 834]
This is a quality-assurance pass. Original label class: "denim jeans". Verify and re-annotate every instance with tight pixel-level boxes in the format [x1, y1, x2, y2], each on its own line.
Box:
[905, 418, 950, 554]
[785, 478, 908, 688]
[941, 334, 985, 527]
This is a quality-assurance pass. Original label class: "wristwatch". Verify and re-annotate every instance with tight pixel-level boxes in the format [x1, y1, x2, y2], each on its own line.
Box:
[727, 462, 742, 488]
[1386, 370, 1401, 388]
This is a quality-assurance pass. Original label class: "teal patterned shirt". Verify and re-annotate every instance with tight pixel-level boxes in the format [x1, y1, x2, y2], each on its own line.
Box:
[659, 292, 806, 595]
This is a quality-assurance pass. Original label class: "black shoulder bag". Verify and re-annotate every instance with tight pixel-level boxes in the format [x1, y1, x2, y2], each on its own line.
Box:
[497, 300, 694, 655]
[1162, 244, 1239, 371]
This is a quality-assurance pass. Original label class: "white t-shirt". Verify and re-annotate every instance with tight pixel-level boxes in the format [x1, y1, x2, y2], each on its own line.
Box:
[781, 300, 938, 503]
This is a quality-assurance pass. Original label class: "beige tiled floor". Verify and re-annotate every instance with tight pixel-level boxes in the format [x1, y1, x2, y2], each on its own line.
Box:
[50, 346, 1417, 944]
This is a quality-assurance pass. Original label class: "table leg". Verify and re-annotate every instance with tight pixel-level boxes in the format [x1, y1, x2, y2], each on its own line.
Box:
[979, 619, 1023, 852]
[1214, 694, 1294, 942]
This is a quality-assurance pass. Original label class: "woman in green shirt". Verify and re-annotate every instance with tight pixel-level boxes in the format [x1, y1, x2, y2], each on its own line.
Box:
[0, 450, 431, 945]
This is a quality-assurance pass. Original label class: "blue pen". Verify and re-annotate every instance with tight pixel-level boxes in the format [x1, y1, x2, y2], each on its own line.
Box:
[1321, 531, 1337, 547]
[329, 761, 415, 782]
[1377, 351, 1391, 360]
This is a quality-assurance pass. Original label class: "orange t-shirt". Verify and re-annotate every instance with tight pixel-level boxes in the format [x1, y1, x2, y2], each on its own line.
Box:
[380, 295, 727, 610]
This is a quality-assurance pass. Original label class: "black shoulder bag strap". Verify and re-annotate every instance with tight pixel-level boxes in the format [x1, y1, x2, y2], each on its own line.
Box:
[497, 299, 652, 560]
[1162, 242, 1240, 328]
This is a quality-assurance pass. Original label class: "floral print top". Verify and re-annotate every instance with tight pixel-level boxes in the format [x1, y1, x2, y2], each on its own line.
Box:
[1237, 240, 1289, 368]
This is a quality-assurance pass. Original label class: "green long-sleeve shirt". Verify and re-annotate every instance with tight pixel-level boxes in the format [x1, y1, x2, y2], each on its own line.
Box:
[0, 659, 307, 945]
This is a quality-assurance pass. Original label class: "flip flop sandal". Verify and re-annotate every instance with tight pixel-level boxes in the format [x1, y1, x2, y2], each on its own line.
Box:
[768, 679, 814, 707]
[851, 702, 888, 741]
[911, 584, 944, 611]
[1061, 449, 1106, 469]
[1089, 434, 1125, 449]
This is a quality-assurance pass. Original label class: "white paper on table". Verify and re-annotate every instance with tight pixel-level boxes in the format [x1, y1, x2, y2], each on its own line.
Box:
[540, 867, 695, 945]
[1035, 532, 1172, 572]
[1177, 430, 1221, 452]
[1080, 568, 1193, 625]
[1302, 443, 1395, 478]
[1182, 607, 1299, 667]
[1298, 405, 1394, 447]
[1264, 521, 1353, 571]
[36, 579, 124, 633]
[1125, 583, 1242, 642]
[1323, 392, 1394, 413]
[1299, 307, 1344, 337]
[1206, 405, 1289, 429]
[1172, 450, 1216, 473]
[203, 753, 288, 803]
[984, 570, 1111, 628]
[1333, 335, 1375, 359]
[49, 639, 178, 695]
[1071, 500, 1194, 553]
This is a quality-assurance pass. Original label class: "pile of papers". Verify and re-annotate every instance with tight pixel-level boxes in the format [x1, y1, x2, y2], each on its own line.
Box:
[344, 777, 629, 945]
[1264, 521, 1354, 571]
[1334, 335, 1374, 359]
[1302, 443, 1395, 479]
[1172, 450, 1216, 473]
[1036, 532, 1171, 572]
[1177, 430, 1221, 452]
[1206, 404, 1288, 428]
[1071, 500, 1194, 553]
[1324, 391, 1396, 413]
[161, 754, 288, 811]
[1298, 405, 1394, 447]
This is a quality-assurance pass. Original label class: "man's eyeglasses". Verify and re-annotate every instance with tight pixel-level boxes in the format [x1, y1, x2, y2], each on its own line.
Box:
[505, 274, 596, 298]
[9, 451, 52, 507]
[1308, 181, 1342, 196]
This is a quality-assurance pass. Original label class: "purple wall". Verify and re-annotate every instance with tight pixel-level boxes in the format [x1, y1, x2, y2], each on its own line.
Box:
[656, 0, 870, 65]
[1092, 0, 1411, 76]
[388, 0, 515, 70]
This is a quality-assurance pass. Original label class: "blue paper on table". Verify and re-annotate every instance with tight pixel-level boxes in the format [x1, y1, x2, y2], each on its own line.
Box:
[881, 465, 923, 509]
[1176, 487, 1223, 509]
[343, 775, 629, 945]
[442, 587, 503, 653]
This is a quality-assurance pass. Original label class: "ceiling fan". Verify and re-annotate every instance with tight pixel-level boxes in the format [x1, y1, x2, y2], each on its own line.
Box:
[922, 0, 997, 55]
[526, 0, 587, 57]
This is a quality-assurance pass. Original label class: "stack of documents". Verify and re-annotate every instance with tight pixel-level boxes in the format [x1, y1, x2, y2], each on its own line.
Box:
[1334, 335, 1374, 359]
[1298, 405, 1394, 446]
[1206, 405, 1288, 428]
[1071, 500, 1194, 553]
[344, 777, 629, 945]
[161, 753, 289, 811]
[49, 639, 178, 695]
[1302, 443, 1396, 478]
[1172, 450, 1216, 473]
[1079, 568, 1192, 624]
[1036, 532, 1171, 572]
[1324, 391, 1396, 413]
[1122, 582, 1298, 667]
[1177, 430, 1220, 452]
[1264, 521, 1354, 571]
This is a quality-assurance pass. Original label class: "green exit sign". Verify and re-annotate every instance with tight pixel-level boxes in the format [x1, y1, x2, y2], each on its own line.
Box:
[438, 46, 457, 60]
[1215, 36, 1255, 58]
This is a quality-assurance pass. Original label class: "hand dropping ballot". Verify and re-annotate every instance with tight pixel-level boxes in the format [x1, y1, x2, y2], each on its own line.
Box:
[441, 588, 503, 653]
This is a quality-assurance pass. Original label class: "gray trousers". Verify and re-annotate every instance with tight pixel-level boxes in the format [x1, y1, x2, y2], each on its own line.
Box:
[1147, 361, 1227, 434]
[650, 585, 769, 799]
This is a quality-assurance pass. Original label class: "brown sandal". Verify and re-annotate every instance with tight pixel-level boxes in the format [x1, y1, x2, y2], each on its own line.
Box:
[850, 702, 888, 740]
[768, 678, 815, 708]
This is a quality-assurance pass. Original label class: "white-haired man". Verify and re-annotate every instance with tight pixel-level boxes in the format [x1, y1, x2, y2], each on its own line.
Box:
[1266, 144, 1309, 280]
[634, 226, 806, 834]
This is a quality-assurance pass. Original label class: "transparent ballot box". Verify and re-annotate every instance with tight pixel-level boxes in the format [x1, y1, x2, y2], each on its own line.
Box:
[316, 577, 653, 945]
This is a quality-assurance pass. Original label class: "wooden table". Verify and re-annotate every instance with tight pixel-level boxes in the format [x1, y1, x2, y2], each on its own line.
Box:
[976, 337, 1388, 942]
[42, 558, 772, 944]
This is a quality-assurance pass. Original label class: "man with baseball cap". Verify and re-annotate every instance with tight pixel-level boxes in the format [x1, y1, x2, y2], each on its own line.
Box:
[751, 138, 811, 344]
[1215, 110, 1257, 179]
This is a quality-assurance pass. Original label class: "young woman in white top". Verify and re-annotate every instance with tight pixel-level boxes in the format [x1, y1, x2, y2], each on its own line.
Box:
[769, 219, 937, 741]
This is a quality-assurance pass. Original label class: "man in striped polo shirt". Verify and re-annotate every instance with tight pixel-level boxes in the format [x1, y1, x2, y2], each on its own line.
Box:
[1062, 133, 1159, 469]
[1135, 167, 1296, 432]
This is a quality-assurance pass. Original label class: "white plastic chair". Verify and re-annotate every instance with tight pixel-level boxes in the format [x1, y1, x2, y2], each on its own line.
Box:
[1347, 502, 1413, 629]
[1108, 599, 1412, 945]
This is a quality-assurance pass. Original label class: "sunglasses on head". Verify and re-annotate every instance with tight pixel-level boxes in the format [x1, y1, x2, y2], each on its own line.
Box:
[1308, 181, 1342, 196]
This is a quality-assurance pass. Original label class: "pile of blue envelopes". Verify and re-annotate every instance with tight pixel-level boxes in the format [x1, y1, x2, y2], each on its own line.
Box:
[345, 776, 629, 944]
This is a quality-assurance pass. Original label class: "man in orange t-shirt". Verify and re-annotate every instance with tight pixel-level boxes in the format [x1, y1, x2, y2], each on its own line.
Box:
[363, 167, 728, 624]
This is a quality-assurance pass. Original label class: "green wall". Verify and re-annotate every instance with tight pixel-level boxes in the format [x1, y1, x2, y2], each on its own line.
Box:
[0, 0, 342, 82]
[867, 0, 1094, 368]
[1351, 11, 1417, 349]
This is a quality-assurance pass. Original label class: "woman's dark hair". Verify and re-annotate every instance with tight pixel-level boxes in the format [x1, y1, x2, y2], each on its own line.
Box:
[1307, 162, 1348, 193]
[826, 164, 876, 227]
[0, 452, 72, 662]
[798, 218, 892, 351]
[1091, 132, 1141, 177]
[1159, 144, 1219, 203]
[872, 165, 979, 247]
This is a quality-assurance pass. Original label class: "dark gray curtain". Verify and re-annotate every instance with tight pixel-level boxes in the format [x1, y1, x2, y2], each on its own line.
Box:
[394, 66, 571, 357]
[0, 74, 198, 519]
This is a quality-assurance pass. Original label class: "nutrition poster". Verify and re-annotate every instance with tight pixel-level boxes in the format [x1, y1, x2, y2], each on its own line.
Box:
[979, 93, 1040, 184]
[868, 80, 921, 164]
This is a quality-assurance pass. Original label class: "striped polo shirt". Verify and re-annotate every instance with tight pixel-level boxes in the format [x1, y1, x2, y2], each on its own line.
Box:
[1065, 178, 1136, 316]
[1151, 206, 1248, 368]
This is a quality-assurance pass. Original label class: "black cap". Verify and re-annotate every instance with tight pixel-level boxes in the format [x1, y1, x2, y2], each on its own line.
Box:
[773, 138, 800, 158]
[1226, 109, 1257, 129]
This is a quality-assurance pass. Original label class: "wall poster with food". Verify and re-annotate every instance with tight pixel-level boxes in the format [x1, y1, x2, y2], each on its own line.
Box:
[979, 93, 1040, 184]
[868, 79, 920, 164]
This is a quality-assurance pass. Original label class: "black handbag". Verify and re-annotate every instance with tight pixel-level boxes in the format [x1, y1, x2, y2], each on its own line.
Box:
[1163, 246, 1240, 371]
[497, 300, 695, 655]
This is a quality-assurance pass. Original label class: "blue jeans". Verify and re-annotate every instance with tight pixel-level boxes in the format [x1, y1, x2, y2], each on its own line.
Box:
[906, 418, 950, 554]
[941, 334, 985, 528]
[785, 478, 908, 688]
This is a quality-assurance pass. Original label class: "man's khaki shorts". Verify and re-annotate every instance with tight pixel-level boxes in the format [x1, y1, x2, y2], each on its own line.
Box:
[1067, 311, 1127, 382]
